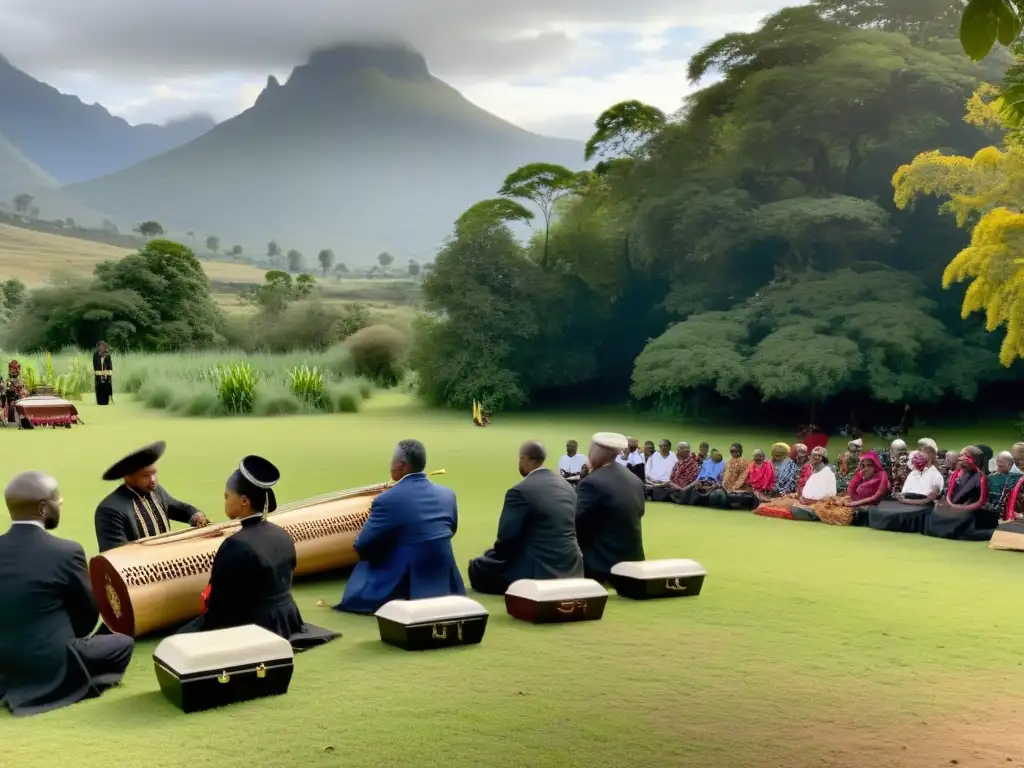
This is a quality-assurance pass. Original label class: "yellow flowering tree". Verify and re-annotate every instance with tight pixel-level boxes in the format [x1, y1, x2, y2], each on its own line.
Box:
[892, 86, 1024, 366]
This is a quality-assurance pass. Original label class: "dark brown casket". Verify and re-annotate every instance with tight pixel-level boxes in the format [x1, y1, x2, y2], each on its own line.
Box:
[375, 596, 488, 651]
[609, 558, 707, 601]
[504, 578, 608, 624]
[152, 625, 294, 713]
[14, 395, 80, 428]
[988, 520, 1024, 552]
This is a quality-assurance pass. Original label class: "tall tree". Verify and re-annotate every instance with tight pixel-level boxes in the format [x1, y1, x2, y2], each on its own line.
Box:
[230, 244, 243, 257]
[498, 163, 582, 270]
[286, 249, 304, 273]
[584, 100, 667, 163]
[408, 259, 421, 277]
[13, 193, 33, 214]
[206, 235, 220, 253]
[317, 248, 335, 276]
[266, 240, 281, 259]
[377, 251, 394, 268]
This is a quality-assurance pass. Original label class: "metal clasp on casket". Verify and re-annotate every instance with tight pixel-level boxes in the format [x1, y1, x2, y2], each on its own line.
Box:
[256, 664, 266, 679]
[217, 671, 230, 684]
[431, 621, 465, 641]
[556, 599, 588, 614]
[664, 578, 687, 592]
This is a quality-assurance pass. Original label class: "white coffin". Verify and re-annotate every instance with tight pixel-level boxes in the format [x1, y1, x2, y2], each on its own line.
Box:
[609, 558, 707, 600]
[374, 596, 489, 650]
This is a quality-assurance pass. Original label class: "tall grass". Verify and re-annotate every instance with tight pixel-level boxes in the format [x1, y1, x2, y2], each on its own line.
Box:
[0, 345, 372, 418]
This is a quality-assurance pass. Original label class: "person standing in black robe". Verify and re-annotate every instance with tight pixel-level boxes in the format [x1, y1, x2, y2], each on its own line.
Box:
[575, 432, 646, 583]
[177, 456, 340, 651]
[0, 471, 134, 716]
[468, 441, 584, 595]
[94, 441, 208, 553]
[93, 341, 113, 406]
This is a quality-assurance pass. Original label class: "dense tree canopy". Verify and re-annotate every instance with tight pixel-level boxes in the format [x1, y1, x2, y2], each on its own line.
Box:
[411, 0, 1023, 424]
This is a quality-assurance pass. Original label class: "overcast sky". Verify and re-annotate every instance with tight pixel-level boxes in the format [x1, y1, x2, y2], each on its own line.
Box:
[0, 0, 792, 139]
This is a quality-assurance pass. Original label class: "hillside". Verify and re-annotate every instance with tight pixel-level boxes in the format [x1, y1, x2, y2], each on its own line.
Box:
[0, 130, 59, 200]
[0, 53, 215, 182]
[67, 42, 585, 257]
[0, 222, 268, 286]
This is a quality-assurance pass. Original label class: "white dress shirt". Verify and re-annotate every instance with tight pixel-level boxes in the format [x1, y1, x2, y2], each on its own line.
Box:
[645, 452, 678, 483]
[10, 520, 44, 528]
[558, 454, 587, 475]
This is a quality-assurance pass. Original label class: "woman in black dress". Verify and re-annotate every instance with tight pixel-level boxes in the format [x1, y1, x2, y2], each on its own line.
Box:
[178, 456, 340, 651]
[93, 341, 113, 406]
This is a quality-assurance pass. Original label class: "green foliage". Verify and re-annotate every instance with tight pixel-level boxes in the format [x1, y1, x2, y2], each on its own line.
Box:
[377, 252, 394, 268]
[252, 382, 303, 417]
[456, 199, 534, 232]
[135, 220, 164, 238]
[287, 249, 304, 273]
[584, 100, 667, 161]
[241, 270, 317, 315]
[345, 324, 408, 386]
[206, 235, 220, 253]
[317, 248, 335, 276]
[288, 364, 327, 409]
[213, 363, 259, 414]
[326, 379, 364, 413]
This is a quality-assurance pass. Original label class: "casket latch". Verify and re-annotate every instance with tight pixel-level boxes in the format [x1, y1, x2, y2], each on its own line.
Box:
[217, 671, 230, 684]
[556, 599, 588, 614]
[431, 621, 464, 641]
[665, 578, 688, 592]
[256, 664, 267, 679]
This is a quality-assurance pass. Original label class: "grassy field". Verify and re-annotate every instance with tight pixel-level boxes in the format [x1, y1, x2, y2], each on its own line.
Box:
[1, 397, 1023, 767]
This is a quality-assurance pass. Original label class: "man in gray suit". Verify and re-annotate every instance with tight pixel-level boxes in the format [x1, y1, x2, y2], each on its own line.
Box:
[0, 472, 134, 716]
[468, 441, 584, 594]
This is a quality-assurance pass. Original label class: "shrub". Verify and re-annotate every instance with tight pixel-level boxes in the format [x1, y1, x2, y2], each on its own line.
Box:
[213, 363, 258, 414]
[119, 366, 150, 393]
[345, 325, 408, 386]
[353, 377, 374, 399]
[288, 365, 327, 409]
[336, 303, 372, 339]
[326, 380, 363, 413]
[252, 383, 303, 417]
[169, 384, 223, 417]
[139, 381, 174, 409]
[322, 343, 354, 378]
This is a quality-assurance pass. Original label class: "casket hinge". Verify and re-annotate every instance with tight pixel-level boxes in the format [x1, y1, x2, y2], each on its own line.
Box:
[431, 621, 464, 641]
[256, 664, 266, 679]
[217, 671, 230, 684]
[665, 578, 688, 592]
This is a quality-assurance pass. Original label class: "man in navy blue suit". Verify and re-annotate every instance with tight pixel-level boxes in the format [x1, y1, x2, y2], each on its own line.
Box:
[335, 439, 466, 614]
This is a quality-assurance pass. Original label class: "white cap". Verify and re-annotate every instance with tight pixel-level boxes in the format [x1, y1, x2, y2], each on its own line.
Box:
[592, 432, 628, 452]
[917, 437, 937, 451]
[849, 438, 863, 448]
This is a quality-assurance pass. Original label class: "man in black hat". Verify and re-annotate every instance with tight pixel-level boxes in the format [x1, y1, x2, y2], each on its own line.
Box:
[94, 441, 208, 553]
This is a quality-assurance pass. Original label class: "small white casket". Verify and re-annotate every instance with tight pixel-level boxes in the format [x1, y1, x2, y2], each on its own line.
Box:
[609, 558, 706, 600]
[504, 578, 608, 624]
[989, 519, 1024, 552]
[375, 596, 489, 651]
[152, 625, 294, 713]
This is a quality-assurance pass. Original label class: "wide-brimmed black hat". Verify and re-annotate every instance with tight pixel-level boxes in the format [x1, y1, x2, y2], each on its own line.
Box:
[102, 441, 166, 481]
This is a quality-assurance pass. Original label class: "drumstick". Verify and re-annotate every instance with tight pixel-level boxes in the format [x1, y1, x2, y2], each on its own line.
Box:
[427, 469, 447, 476]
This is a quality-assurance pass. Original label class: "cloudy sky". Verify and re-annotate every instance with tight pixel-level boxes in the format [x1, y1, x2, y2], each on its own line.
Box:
[0, 0, 792, 139]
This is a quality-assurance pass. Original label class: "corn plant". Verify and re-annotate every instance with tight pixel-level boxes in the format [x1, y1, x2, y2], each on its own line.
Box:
[212, 363, 259, 414]
[288, 364, 327, 409]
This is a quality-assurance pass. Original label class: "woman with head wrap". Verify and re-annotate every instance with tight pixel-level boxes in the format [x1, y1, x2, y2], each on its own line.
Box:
[177, 456, 340, 651]
[770, 443, 799, 496]
[833, 439, 863, 494]
[865, 450, 944, 533]
[791, 443, 809, 466]
[707, 444, 751, 509]
[924, 446, 995, 541]
[798, 452, 889, 526]
[757, 446, 837, 520]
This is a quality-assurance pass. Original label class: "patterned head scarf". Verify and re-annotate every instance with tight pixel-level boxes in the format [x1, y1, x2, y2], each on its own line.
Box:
[7, 360, 20, 378]
[811, 446, 829, 463]
[910, 451, 927, 471]
[771, 442, 790, 458]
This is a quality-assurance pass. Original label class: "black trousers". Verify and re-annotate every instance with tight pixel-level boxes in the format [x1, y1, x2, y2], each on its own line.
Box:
[467, 555, 510, 596]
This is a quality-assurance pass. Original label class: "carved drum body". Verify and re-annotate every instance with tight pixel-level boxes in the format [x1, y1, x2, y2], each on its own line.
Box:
[89, 487, 381, 637]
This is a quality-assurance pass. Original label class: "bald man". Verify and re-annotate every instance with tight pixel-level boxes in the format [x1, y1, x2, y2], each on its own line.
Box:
[0, 472, 134, 717]
[468, 441, 584, 595]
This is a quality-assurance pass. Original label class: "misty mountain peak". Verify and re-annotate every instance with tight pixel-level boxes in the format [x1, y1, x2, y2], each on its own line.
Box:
[304, 41, 431, 82]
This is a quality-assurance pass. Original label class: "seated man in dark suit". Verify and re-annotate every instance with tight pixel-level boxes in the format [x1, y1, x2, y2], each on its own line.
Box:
[0, 471, 134, 717]
[575, 432, 646, 583]
[335, 439, 466, 614]
[468, 441, 584, 594]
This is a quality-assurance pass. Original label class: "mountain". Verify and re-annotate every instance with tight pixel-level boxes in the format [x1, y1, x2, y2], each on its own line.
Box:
[0, 53, 216, 183]
[67, 42, 586, 257]
[0, 130, 59, 199]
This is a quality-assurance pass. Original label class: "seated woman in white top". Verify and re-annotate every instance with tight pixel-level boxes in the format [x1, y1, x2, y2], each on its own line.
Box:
[867, 448, 944, 533]
[759, 446, 837, 520]
[644, 439, 677, 500]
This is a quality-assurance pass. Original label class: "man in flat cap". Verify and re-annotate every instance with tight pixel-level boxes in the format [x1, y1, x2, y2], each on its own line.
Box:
[575, 432, 646, 583]
[94, 441, 208, 553]
[1, 471, 134, 716]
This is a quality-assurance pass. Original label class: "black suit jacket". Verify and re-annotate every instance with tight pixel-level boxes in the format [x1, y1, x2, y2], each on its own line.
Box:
[0, 524, 98, 699]
[491, 468, 584, 583]
[95, 484, 200, 553]
[575, 461, 646, 578]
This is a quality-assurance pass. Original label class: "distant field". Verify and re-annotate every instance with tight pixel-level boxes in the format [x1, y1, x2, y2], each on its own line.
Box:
[0, 224, 422, 323]
[0, 222, 270, 285]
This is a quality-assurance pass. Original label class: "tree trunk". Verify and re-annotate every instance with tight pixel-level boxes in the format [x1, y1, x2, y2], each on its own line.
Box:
[844, 134, 863, 195]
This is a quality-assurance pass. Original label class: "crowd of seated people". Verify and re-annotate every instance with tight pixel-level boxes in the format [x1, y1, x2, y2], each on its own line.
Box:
[551, 434, 1024, 544]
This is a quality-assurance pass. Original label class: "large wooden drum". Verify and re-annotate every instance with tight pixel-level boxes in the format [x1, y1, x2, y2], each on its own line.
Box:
[89, 486, 382, 637]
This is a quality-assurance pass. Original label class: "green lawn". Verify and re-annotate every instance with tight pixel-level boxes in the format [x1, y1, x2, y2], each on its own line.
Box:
[2, 395, 1023, 767]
